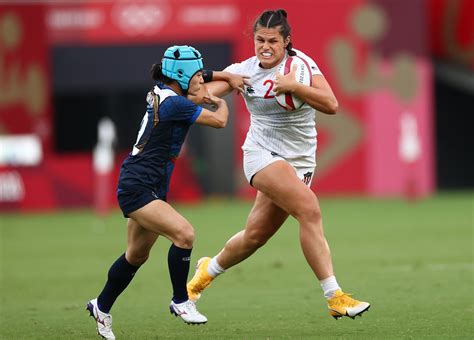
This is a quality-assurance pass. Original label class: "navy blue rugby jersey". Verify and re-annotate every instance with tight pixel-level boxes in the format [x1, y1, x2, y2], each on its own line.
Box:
[117, 83, 202, 200]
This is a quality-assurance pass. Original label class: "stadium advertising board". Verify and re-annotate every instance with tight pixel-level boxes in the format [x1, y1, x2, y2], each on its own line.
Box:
[47, 0, 239, 44]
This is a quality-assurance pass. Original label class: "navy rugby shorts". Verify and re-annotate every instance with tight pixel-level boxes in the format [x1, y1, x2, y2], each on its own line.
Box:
[117, 190, 161, 218]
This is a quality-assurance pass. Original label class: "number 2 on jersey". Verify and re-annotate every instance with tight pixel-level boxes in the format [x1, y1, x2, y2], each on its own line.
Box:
[263, 79, 275, 99]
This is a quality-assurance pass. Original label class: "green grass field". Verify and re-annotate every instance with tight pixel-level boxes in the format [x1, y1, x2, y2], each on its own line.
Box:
[1, 193, 473, 339]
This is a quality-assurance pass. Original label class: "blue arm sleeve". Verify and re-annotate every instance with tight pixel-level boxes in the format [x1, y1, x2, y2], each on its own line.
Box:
[160, 96, 202, 124]
[190, 106, 202, 124]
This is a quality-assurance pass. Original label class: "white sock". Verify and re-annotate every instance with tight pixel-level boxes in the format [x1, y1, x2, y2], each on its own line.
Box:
[320, 275, 341, 299]
[207, 256, 225, 277]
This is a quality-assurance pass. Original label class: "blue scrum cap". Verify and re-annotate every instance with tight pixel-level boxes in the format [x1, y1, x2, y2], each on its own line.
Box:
[161, 45, 203, 91]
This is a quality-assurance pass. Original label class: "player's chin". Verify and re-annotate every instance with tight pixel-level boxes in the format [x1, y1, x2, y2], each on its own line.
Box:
[190, 85, 202, 94]
[187, 89, 199, 97]
[259, 58, 278, 69]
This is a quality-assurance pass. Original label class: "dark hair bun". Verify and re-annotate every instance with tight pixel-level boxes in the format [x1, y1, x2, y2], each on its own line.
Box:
[150, 63, 162, 81]
[276, 9, 287, 18]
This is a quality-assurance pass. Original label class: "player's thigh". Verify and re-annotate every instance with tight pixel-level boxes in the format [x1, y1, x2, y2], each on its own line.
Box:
[245, 191, 289, 241]
[128, 200, 193, 243]
[252, 160, 318, 217]
[126, 218, 159, 264]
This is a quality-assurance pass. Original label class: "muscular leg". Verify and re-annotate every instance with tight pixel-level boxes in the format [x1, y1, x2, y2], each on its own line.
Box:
[126, 218, 159, 265]
[129, 200, 195, 303]
[216, 191, 289, 269]
[129, 200, 195, 249]
[96, 218, 158, 313]
[190, 161, 369, 317]
[252, 160, 334, 280]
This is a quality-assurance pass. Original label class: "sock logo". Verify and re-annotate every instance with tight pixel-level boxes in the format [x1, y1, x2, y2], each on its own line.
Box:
[182, 257, 191, 261]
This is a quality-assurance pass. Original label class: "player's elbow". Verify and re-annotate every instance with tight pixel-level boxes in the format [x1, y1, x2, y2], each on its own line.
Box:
[214, 110, 228, 128]
[207, 116, 227, 129]
[329, 99, 339, 114]
[215, 117, 228, 128]
[324, 98, 338, 115]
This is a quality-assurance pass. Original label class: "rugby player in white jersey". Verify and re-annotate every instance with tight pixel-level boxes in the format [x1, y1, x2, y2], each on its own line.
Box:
[188, 9, 370, 320]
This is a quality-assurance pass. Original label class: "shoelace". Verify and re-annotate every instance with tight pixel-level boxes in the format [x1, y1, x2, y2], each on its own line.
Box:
[103, 315, 113, 328]
[185, 300, 199, 315]
[97, 312, 113, 328]
[191, 270, 212, 292]
[331, 293, 359, 307]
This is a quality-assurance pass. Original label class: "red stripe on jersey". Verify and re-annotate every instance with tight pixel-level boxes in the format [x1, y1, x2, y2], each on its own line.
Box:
[284, 56, 293, 75]
[285, 93, 295, 110]
[284, 57, 295, 110]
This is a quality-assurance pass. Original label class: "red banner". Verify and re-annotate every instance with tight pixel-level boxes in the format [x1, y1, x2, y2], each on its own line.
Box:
[429, 0, 474, 67]
[0, 5, 52, 152]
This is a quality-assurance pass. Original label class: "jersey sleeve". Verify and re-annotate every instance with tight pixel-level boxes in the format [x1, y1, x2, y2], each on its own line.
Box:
[160, 96, 203, 124]
[308, 59, 322, 76]
[223, 62, 243, 75]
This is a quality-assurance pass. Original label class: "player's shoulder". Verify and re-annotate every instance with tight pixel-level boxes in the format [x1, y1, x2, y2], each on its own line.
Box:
[292, 49, 321, 74]
[154, 84, 193, 106]
[241, 55, 261, 70]
[164, 93, 194, 109]
[226, 55, 259, 73]
[242, 55, 260, 64]
[293, 49, 315, 63]
[153, 85, 178, 103]
[151, 85, 191, 113]
[153, 84, 176, 95]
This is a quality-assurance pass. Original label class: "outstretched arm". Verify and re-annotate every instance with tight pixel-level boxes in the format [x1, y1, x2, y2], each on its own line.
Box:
[201, 70, 251, 97]
[194, 93, 229, 128]
[212, 71, 251, 94]
[274, 65, 338, 115]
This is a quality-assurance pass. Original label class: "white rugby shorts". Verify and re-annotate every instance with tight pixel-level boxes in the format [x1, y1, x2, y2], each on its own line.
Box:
[243, 145, 316, 187]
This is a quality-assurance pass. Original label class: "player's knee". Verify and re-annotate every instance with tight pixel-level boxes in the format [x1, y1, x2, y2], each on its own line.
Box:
[293, 200, 322, 224]
[125, 250, 150, 266]
[244, 229, 270, 249]
[173, 222, 195, 248]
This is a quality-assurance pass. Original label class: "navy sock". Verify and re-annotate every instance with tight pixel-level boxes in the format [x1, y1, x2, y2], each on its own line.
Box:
[97, 253, 140, 313]
[167, 244, 192, 304]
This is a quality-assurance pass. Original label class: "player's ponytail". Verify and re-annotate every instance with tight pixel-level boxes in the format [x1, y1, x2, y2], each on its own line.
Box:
[254, 8, 296, 56]
[150, 63, 173, 84]
[150, 63, 163, 81]
[286, 41, 296, 56]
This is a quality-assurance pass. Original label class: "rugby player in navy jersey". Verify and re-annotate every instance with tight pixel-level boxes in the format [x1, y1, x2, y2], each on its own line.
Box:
[86, 45, 235, 339]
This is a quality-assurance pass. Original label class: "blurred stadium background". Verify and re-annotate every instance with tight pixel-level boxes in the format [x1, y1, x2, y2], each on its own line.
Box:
[1, 0, 473, 209]
[0, 0, 473, 339]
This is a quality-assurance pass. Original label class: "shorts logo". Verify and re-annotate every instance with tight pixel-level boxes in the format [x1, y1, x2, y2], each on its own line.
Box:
[270, 151, 279, 157]
[302, 172, 313, 185]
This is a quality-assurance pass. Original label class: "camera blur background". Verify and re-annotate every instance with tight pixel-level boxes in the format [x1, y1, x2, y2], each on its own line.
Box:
[0, 0, 472, 211]
[0, 0, 472, 339]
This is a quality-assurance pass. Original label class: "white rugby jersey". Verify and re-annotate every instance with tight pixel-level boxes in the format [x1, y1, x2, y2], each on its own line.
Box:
[224, 49, 322, 161]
